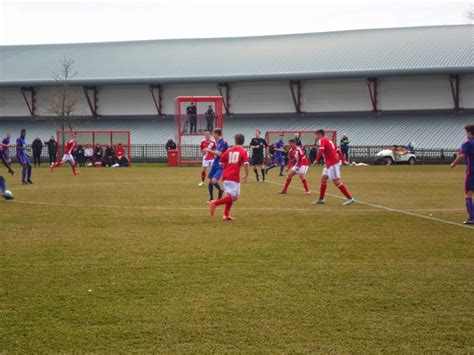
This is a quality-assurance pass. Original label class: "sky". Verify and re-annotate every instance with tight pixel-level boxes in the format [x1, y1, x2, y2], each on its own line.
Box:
[0, 0, 472, 45]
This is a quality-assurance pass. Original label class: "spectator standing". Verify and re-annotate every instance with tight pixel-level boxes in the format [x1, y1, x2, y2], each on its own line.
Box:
[340, 134, 350, 162]
[31, 137, 43, 167]
[205, 105, 215, 132]
[44, 136, 57, 165]
[76, 145, 85, 167]
[166, 138, 177, 150]
[186, 102, 197, 134]
[93, 144, 103, 165]
[294, 133, 303, 147]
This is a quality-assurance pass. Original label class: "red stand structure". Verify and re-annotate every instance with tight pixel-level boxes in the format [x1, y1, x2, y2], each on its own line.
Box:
[175, 96, 223, 165]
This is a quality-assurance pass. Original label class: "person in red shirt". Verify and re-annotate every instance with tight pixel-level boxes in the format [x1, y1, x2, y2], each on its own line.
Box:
[199, 131, 215, 186]
[313, 129, 354, 205]
[278, 139, 310, 195]
[210, 134, 249, 221]
[115, 143, 129, 167]
[50, 133, 80, 176]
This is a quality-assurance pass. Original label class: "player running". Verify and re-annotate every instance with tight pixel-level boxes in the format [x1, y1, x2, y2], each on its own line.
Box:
[313, 129, 354, 205]
[206, 128, 228, 202]
[198, 131, 215, 186]
[249, 130, 267, 182]
[266, 134, 286, 176]
[1, 132, 14, 176]
[16, 129, 33, 184]
[210, 134, 249, 221]
[278, 139, 311, 195]
[50, 133, 80, 176]
[450, 124, 474, 225]
[0, 174, 14, 200]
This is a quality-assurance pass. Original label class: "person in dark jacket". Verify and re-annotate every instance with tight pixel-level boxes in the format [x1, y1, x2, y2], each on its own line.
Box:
[166, 139, 177, 150]
[93, 144, 103, 165]
[205, 105, 215, 132]
[44, 136, 57, 165]
[340, 134, 350, 161]
[31, 137, 43, 167]
[102, 145, 116, 167]
[76, 145, 85, 167]
[186, 102, 197, 134]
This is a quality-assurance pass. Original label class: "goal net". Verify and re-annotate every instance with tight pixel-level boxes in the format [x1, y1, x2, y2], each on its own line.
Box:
[56, 130, 131, 165]
[175, 96, 224, 165]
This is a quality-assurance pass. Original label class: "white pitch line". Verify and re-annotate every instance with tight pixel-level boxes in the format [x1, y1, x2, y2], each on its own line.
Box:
[265, 180, 473, 231]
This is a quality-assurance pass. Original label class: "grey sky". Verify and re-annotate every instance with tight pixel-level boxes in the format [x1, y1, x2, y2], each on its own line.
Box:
[0, 0, 471, 45]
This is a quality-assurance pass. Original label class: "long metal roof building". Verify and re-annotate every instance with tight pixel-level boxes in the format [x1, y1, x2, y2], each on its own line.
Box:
[0, 25, 473, 87]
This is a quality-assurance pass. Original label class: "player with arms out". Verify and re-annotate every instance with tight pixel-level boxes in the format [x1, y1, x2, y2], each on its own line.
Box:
[313, 129, 354, 205]
[266, 134, 286, 176]
[50, 133, 80, 176]
[206, 128, 228, 202]
[450, 124, 474, 225]
[278, 139, 311, 195]
[1, 132, 14, 176]
[210, 134, 249, 221]
[198, 131, 215, 186]
[16, 129, 33, 184]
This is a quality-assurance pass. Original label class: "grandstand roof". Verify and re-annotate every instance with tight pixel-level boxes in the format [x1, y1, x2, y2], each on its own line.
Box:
[0, 25, 473, 87]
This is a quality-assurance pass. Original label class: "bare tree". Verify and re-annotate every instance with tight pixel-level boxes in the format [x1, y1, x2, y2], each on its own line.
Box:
[467, 2, 474, 22]
[46, 57, 80, 133]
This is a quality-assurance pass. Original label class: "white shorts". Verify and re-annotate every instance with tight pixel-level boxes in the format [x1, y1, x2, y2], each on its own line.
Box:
[62, 154, 75, 165]
[202, 158, 213, 168]
[223, 180, 240, 199]
[322, 163, 341, 180]
[291, 165, 309, 176]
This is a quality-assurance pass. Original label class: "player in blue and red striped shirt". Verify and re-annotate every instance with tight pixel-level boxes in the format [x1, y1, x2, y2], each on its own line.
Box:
[451, 124, 474, 225]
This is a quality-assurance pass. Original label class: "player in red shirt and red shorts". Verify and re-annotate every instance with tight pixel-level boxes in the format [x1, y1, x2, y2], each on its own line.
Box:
[210, 134, 249, 221]
[278, 139, 311, 195]
[313, 129, 354, 205]
[199, 131, 215, 186]
[50, 133, 80, 176]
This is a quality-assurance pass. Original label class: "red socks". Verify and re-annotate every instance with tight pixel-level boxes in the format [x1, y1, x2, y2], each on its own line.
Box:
[201, 171, 206, 182]
[214, 195, 234, 217]
[282, 176, 292, 192]
[71, 164, 77, 175]
[336, 183, 352, 199]
[319, 183, 327, 200]
[301, 178, 310, 193]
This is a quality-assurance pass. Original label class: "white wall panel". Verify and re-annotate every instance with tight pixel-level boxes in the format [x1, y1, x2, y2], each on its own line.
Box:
[461, 74, 474, 109]
[99, 85, 155, 115]
[231, 81, 293, 114]
[379, 76, 452, 110]
[303, 79, 370, 112]
[0, 88, 31, 116]
[36, 86, 89, 116]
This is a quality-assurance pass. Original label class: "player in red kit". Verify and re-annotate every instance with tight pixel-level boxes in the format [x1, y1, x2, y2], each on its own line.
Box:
[313, 129, 354, 205]
[278, 139, 311, 195]
[50, 133, 80, 176]
[209, 134, 249, 221]
[199, 131, 215, 186]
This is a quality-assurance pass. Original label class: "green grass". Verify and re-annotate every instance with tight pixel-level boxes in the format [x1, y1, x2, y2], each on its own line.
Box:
[1, 165, 473, 353]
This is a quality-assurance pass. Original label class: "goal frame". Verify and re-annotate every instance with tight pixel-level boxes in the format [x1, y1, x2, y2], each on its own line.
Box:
[175, 96, 224, 165]
[56, 130, 131, 165]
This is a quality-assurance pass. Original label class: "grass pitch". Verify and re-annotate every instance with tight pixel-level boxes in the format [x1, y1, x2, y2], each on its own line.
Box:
[1, 164, 473, 353]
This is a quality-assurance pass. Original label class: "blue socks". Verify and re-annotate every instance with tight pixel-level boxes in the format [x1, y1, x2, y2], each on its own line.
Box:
[27, 165, 32, 180]
[21, 166, 26, 182]
[214, 183, 223, 199]
[208, 183, 214, 200]
[0, 176, 5, 193]
[466, 197, 473, 220]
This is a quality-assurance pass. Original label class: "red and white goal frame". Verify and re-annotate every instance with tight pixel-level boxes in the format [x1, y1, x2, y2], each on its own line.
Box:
[265, 130, 337, 149]
[56, 130, 131, 165]
[175, 96, 223, 165]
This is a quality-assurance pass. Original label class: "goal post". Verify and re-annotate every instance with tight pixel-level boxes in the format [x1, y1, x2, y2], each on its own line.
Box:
[175, 96, 223, 165]
[265, 130, 337, 148]
[56, 130, 131, 165]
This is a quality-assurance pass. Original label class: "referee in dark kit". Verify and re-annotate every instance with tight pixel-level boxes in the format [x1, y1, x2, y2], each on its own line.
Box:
[250, 130, 268, 182]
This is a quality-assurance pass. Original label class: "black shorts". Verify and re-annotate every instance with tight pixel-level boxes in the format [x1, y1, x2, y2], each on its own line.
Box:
[251, 153, 264, 166]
